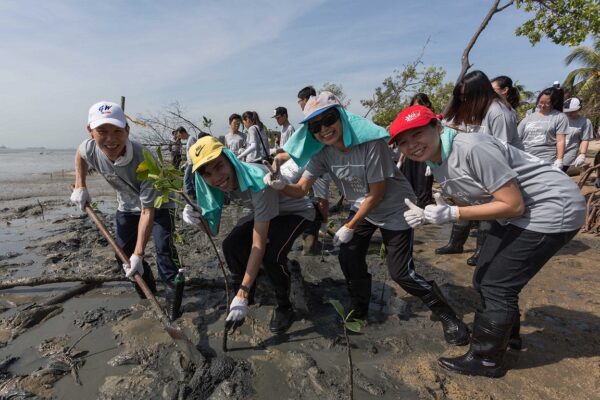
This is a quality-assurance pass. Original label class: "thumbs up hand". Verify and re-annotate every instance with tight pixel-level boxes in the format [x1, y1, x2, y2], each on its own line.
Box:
[423, 193, 459, 225]
[403, 198, 425, 228]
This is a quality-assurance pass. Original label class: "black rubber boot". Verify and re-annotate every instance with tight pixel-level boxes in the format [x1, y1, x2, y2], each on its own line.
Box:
[164, 280, 184, 322]
[438, 313, 513, 378]
[421, 283, 470, 346]
[435, 223, 470, 254]
[346, 275, 372, 320]
[269, 282, 295, 335]
[466, 227, 487, 266]
[132, 264, 157, 299]
[508, 317, 522, 350]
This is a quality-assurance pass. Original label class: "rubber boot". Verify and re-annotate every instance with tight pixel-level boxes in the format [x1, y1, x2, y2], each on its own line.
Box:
[269, 281, 295, 335]
[435, 223, 470, 254]
[508, 317, 522, 350]
[132, 264, 157, 299]
[421, 283, 470, 346]
[438, 313, 513, 378]
[466, 227, 487, 266]
[164, 280, 184, 322]
[346, 275, 372, 320]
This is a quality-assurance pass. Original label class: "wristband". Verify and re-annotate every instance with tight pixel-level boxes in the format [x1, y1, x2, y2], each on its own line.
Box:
[239, 284, 251, 293]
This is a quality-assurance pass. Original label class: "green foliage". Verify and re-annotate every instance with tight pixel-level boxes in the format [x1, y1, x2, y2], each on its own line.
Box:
[329, 299, 366, 333]
[515, 0, 600, 46]
[136, 149, 184, 208]
[379, 243, 386, 262]
[361, 64, 452, 128]
[202, 116, 213, 134]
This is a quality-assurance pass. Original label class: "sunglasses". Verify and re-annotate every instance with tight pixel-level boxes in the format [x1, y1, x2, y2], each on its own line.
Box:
[307, 108, 339, 135]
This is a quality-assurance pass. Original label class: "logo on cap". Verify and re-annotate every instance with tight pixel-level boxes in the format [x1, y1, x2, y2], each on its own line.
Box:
[195, 144, 203, 157]
[405, 111, 420, 122]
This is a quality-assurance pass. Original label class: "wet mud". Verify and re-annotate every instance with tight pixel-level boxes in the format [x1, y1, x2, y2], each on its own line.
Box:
[0, 172, 599, 399]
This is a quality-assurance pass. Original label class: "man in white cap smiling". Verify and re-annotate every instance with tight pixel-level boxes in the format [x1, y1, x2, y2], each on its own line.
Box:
[70, 101, 184, 321]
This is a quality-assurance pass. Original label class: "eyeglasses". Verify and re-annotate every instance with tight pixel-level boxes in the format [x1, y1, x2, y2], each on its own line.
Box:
[307, 108, 339, 135]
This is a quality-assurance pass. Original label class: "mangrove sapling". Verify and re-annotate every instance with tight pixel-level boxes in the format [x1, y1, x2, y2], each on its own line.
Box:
[329, 299, 366, 400]
[378, 243, 387, 313]
[136, 147, 233, 351]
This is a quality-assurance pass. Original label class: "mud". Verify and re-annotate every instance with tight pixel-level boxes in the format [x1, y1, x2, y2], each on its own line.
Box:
[0, 169, 599, 399]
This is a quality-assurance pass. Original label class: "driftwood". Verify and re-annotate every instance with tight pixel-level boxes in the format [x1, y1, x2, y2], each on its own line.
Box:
[578, 163, 600, 235]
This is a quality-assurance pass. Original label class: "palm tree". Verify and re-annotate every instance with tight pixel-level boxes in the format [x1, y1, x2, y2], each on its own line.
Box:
[564, 37, 600, 127]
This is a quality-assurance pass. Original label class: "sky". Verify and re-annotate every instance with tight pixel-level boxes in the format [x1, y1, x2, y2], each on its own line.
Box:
[0, 0, 591, 149]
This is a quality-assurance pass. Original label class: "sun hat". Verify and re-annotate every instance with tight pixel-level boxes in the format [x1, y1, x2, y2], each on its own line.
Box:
[272, 106, 288, 118]
[87, 101, 127, 129]
[388, 105, 437, 144]
[189, 136, 224, 172]
[563, 97, 582, 113]
[300, 91, 342, 123]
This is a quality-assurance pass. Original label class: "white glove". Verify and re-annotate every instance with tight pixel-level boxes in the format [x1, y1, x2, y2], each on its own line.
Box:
[70, 187, 91, 212]
[403, 198, 425, 228]
[182, 204, 202, 226]
[318, 223, 328, 237]
[552, 159, 564, 170]
[573, 154, 586, 167]
[263, 172, 286, 190]
[123, 254, 144, 279]
[424, 193, 459, 225]
[333, 225, 354, 246]
[424, 165, 432, 176]
[225, 296, 248, 332]
[396, 159, 403, 169]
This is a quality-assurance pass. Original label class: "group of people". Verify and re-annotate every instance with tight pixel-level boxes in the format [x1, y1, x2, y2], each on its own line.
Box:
[70, 70, 593, 379]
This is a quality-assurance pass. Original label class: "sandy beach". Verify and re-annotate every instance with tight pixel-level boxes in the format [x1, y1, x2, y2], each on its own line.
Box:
[0, 152, 599, 399]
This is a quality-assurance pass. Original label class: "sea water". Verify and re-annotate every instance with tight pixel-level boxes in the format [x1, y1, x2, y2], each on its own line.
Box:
[0, 148, 75, 180]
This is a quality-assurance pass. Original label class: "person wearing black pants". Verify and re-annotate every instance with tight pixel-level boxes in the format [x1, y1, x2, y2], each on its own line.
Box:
[391, 105, 586, 378]
[183, 136, 315, 335]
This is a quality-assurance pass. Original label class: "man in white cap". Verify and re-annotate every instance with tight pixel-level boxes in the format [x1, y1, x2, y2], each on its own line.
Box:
[562, 97, 594, 172]
[70, 101, 184, 321]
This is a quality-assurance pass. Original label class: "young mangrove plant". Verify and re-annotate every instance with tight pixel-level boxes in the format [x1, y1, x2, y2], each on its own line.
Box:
[329, 299, 366, 400]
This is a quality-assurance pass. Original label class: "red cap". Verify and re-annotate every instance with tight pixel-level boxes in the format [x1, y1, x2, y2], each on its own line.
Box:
[388, 105, 437, 144]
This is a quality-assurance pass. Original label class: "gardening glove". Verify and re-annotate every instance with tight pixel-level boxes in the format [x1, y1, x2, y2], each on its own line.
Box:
[182, 204, 201, 226]
[262, 172, 286, 190]
[123, 254, 144, 279]
[225, 296, 248, 333]
[333, 225, 354, 246]
[70, 187, 91, 212]
[424, 193, 459, 225]
[396, 159, 402, 169]
[425, 165, 432, 176]
[403, 199, 425, 228]
[552, 159, 564, 171]
[318, 223, 328, 237]
[573, 154, 586, 167]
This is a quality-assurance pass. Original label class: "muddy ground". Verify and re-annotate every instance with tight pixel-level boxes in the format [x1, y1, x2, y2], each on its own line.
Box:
[0, 167, 599, 400]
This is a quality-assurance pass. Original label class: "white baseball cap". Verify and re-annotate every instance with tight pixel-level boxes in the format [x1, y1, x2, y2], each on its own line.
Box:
[87, 101, 127, 129]
[300, 91, 342, 123]
[563, 97, 582, 113]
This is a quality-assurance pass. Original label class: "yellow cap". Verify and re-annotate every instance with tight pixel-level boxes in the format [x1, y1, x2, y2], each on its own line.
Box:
[189, 136, 224, 172]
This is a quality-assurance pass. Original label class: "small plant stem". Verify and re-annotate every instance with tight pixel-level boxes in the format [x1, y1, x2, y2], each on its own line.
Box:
[344, 324, 354, 400]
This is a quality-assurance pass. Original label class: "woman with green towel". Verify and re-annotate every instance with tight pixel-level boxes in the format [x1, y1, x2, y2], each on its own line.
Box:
[263, 92, 469, 346]
[183, 136, 315, 335]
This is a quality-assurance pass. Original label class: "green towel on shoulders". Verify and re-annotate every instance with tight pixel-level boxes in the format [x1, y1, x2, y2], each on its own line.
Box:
[425, 127, 457, 169]
[194, 148, 267, 235]
[282, 107, 390, 168]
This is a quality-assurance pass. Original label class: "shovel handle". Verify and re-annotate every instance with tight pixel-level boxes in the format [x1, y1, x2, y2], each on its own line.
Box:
[84, 205, 166, 320]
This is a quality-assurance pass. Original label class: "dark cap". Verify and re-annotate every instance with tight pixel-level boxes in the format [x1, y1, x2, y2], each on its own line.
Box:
[272, 107, 287, 118]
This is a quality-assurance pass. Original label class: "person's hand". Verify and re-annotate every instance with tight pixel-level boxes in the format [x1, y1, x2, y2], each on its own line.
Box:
[573, 154, 586, 167]
[225, 296, 248, 333]
[333, 225, 354, 246]
[552, 159, 564, 171]
[403, 199, 425, 228]
[396, 159, 402, 169]
[318, 223, 328, 238]
[70, 187, 91, 212]
[123, 254, 144, 279]
[262, 159, 286, 190]
[424, 193, 459, 225]
[182, 204, 202, 226]
[424, 165, 432, 176]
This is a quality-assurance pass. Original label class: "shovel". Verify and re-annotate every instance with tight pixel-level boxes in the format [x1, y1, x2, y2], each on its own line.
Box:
[84, 205, 205, 365]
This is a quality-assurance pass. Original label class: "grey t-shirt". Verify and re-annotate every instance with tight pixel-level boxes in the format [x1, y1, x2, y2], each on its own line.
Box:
[517, 110, 569, 162]
[563, 116, 595, 166]
[79, 139, 174, 212]
[224, 131, 247, 154]
[279, 124, 295, 148]
[230, 164, 314, 222]
[245, 126, 269, 162]
[432, 133, 585, 233]
[303, 139, 417, 230]
[480, 100, 523, 150]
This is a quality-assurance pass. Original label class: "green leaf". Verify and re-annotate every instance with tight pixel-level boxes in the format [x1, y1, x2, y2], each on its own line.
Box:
[154, 195, 164, 208]
[329, 299, 345, 319]
[156, 146, 164, 164]
[142, 149, 160, 175]
[345, 320, 365, 333]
